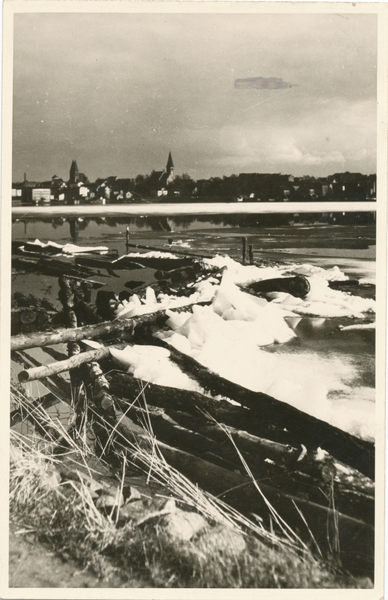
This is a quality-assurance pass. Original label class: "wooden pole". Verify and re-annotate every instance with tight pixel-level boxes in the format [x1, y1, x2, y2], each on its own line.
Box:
[126, 226, 130, 253]
[242, 237, 247, 265]
[12, 350, 71, 399]
[18, 346, 110, 383]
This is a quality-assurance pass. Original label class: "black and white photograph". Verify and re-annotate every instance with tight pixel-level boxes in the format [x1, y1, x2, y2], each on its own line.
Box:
[2, 2, 387, 596]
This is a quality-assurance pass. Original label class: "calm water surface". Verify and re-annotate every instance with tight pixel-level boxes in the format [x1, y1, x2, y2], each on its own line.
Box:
[12, 216, 376, 283]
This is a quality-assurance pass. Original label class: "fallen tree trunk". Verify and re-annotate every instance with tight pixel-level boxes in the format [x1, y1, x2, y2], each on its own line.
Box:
[18, 346, 111, 383]
[132, 337, 375, 480]
[74, 255, 145, 271]
[112, 386, 301, 467]
[91, 369, 375, 576]
[243, 275, 311, 299]
[108, 373, 373, 523]
[124, 241, 213, 260]
[11, 311, 167, 352]
[11, 350, 71, 400]
[155, 441, 374, 578]
[108, 371, 267, 436]
[12, 256, 95, 279]
[108, 373, 341, 476]
[113, 254, 195, 271]
[127, 404, 241, 472]
[103, 416, 373, 579]
[114, 402, 360, 512]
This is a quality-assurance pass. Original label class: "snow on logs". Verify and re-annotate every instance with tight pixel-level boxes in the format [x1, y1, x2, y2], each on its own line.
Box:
[137, 337, 375, 481]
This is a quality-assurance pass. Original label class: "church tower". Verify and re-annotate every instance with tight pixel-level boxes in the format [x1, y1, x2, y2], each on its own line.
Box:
[69, 160, 79, 184]
[166, 152, 174, 184]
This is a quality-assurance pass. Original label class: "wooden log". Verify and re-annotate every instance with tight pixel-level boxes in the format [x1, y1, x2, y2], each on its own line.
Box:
[59, 275, 81, 360]
[12, 350, 71, 399]
[19, 256, 96, 279]
[11, 311, 166, 352]
[155, 441, 374, 578]
[329, 279, 359, 289]
[114, 402, 357, 511]
[109, 373, 374, 523]
[106, 418, 373, 578]
[154, 263, 202, 283]
[113, 254, 195, 271]
[13, 257, 87, 279]
[74, 256, 118, 270]
[124, 241, 213, 260]
[116, 403, 247, 472]
[108, 371, 257, 431]
[108, 372, 327, 466]
[102, 257, 146, 271]
[86, 380, 373, 544]
[135, 337, 375, 480]
[18, 346, 111, 383]
[59, 275, 107, 288]
[245, 275, 311, 299]
[111, 384, 301, 468]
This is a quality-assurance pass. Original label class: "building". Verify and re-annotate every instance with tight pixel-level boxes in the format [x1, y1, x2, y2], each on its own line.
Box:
[149, 152, 175, 197]
[69, 160, 79, 184]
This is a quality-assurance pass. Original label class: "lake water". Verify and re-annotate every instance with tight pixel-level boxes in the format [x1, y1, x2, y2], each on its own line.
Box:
[11, 215, 376, 442]
[12, 215, 376, 283]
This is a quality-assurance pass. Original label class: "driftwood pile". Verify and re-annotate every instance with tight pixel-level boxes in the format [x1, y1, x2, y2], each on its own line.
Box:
[10, 242, 375, 579]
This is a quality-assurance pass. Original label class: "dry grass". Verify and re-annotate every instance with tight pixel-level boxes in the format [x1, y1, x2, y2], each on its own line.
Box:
[9, 386, 370, 588]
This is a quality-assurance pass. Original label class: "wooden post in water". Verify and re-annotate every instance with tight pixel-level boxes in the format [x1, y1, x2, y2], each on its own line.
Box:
[248, 244, 254, 265]
[126, 227, 130, 253]
[242, 237, 247, 265]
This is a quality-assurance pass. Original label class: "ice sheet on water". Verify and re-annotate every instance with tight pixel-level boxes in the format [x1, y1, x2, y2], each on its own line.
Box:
[162, 256, 374, 441]
[205, 254, 375, 319]
[160, 317, 375, 441]
[283, 263, 349, 282]
[112, 255, 375, 441]
[20, 239, 110, 254]
[122, 251, 184, 259]
[109, 345, 204, 392]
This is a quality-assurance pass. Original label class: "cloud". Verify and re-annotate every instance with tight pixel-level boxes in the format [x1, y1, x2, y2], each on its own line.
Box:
[12, 13, 377, 180]
[271, 145, 345, 168]
[234, 77, 292, 90]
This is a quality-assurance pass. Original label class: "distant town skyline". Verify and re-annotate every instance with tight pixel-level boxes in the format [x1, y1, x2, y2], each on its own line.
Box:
[12, 11, 377, 182]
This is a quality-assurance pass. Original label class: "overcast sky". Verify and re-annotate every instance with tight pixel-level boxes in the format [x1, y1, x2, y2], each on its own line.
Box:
[12, 12, 377, 182]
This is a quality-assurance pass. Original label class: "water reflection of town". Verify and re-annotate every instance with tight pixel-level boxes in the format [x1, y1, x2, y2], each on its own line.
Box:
[14, 212, 376, 245]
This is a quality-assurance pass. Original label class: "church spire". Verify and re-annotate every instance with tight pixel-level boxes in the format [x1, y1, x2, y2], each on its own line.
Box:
[166, 152, 174, 183]
[69, 160, 79, 184]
